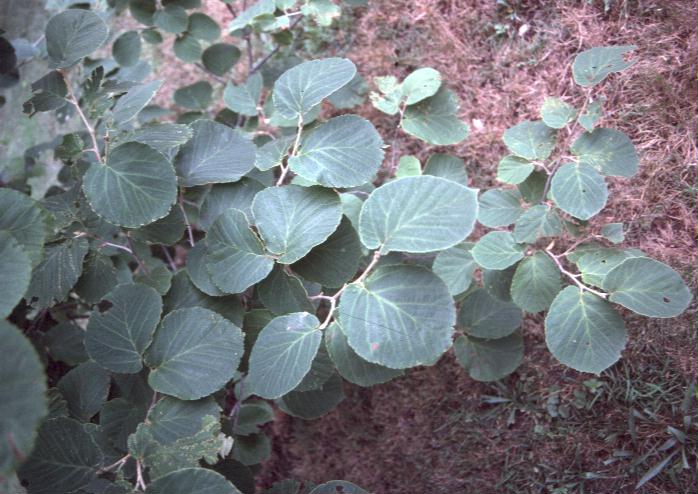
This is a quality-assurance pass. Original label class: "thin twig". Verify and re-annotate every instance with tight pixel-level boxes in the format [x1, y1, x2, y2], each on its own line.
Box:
[277, 114, 303, 185]
[97, 455, 129, 474]
[60, 70, 101, 161]
[135, 460, 146, 491]
[161, 245, 177, 271]
[194, 62, 226, 84]
[125, 234, 150, 275]
[545, 249, 607, 298]
[178, 193, 195, 247]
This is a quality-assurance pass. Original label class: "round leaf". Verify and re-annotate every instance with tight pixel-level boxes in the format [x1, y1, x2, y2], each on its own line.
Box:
[503, 120, 556, 161]
[512, 204, 563, 243]
[247, 312, 322, 399]
[257, 265, 315, 316]
[457, 288, 522, 339]
[0, 233, 31, 318]
[423, 153, 468, 185]
[173, 81, 212, 110]
[603, 257, 691, 318]
[202, 43, 241, 76]
[147, 396, 220, 444]
[187, 12, 221, 41]
[358, 175, 479, 254]
[510, 252, 562, 312]
[477, 189, 523, 228]
[550, 162, 608, 220]
[338, 265, 456, 369]
[571, 128, 639, 178]
[0, 188, 47, 268]
[83, 142, 177, 228]
[173, 34, 202, 62]
[310, 481, 368, 494]
[145, 307, 244, 400]
[497, 155, 534, 185]
[145, 468, 241, 494]
[153, 5, 189, 33]
[432, 243, 477, 296]
[45, 9, 109, 68]
[401, 67, 442, 105]
[454, 332, 524, 382]
[199, 178, 264, 230]
[572, 45, 636, 87]
[471, 231, 525, 270]
[401, 87, 469, 145]
[545, 286, 627, 374]
[113, 30, 142, 67]
[540, 97, 576, 129]
[276, 372, 345, 420]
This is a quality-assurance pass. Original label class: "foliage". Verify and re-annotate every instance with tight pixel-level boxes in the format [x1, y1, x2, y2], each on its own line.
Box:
[0, 0, 691, 492]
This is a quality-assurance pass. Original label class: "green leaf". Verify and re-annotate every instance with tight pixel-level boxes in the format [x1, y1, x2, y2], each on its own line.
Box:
[294, 342, 335, 392]
[327, 73, 367, 109]
[301, 0, 341, 26]
[291, 216, 363, 288]
[164, 271, 245, 326]
[186, 242, 224, 296]
[577, 98, 603, 131]
[497, 155, 534, 185]
[84, 142, 177, 227]
[0, 320, 47, 476]
[432, 243, 477, 296]
[252, 185, 342, 264]
[112, 80, 163, 126]
[142, 27, 163, 44]
[550, 162, 608, 220]
[74, 253, 119, 304]
[540, 97, 576, 129]
[457, 288, 522, 339]
[517, 170, 547, 203]
[84, 283, 163, 373]
[289, 115, 385, 188]
[423, 153, 468, 185]
[454, 332, 523, 382]
[572, 45, 636, 87]
[247, 312, 322, 399]
[510, 252, 562, 312]
[359, 175, 478, 254]
[276, 372, 345, 420]
[401, 67, 441, 105]
[601, 222, 624, 244]
[45, 9, 109, 68]
[482, 265, 516, 301]
[369, 75, 402, 115]
[173, 81, 212, 110]
[205, 208, 274, 294]
[571, 128, 639, 177]
[0, 188, 47, 268]
[199, 178, 264, 230]
[395, 156, 421, 178]
[43, 322, 88, 365]
[503, 120, 557, 160]
[512, 204, 563, 243]
[576, 248, 643, 287]
[26, 238, 89, 308]
[24, 71, 68, 113]
[231, 433, 271, 466]
[113, 30, 142, 67]
[545, 286, 627, 374]
[0, 232, 31, 318]
[154, 5, 189, 33]
[130, 0, 157, 25]
[223, 72, 262, 116]
[338, 265, 455, 368]
[471, 231, 525, 270]
[401, 87, 469, 145]
[310, 481, 368, 494]
[147, 396, 220, 444]
[233, 401, 274, 435]
[228, 0, 276, 32]
[57, 361, 111, 422]
[173, 34, 202, 62]
[255, 137, 293, 171]
[174, 120, 256, 186]
[603, 257, 691, 318]
[145, 467, 241, 494]
[477, 189, 523, 227]
[258, 265, 315, 315]
[273, 58, 356, 119]
[124, 123, 193, 160]
[188, 12, 221, 41]
[325, 322, 402, 387]
[18, 417, 103, 494]
[145, 307, 244, 400]
[203, 43, 241, 76]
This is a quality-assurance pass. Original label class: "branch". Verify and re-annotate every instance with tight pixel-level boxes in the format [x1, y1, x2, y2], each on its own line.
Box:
[545, 248, 608, 299]
[60, 70, 101, 162]
[277, 114, 303, 186]
[125, 233, 150, 276]
[178, 192, 195, 247]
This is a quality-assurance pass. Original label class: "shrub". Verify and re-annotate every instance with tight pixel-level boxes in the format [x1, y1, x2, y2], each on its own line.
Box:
[0, 1, 690, 492]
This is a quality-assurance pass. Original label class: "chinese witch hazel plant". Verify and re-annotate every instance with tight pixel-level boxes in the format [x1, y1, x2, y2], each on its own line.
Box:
[0, 0, 691, 492]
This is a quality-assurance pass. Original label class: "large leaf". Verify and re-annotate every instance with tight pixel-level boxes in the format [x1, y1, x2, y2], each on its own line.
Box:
[233, 401, 274, 435]
[358, 175, 478, 254]
[401, 87, 469, 145]
[122, 123, 193, 160]
[289, 115, 384, 187]
[57, 361, 110, 422]
[503, 120, 556, 160]
[550, 162, 608, 220]
[575, 247, 642, 287]
[431, 242, 477, 296]
[205, 208, 274, 293]
[113, 30, 141, 67]
[401, 67, 441, 104]
[273, 58, 356, 119]
[45, 9, 108, 68]
[145, 467, 241, 494]
[0, 320, 47, 475]
[101, 397, 148, 451]
[252, 185, 342, 264]
[174, 120, 256, 186]
[454, 332, 524, 382]
[43, 322, 88, 365]
[247, 312, 321, 399]
[112, 80, 163, 126]
[173, 81, 212, 110]
[153, 5, 189, 33]
[540, 97, 576, 129]
[457, 288, 522, 339]
[497, 155, 534, 185]
[290, 216, 363, 288]
[324, 322, 402, 387]
[471, 231, 524, 270]
[83, 142, 177, 228]
[0, 188, 47, 268]
[147, 396, 220, 444]
[145, 307, 244, 400]
[25, 238, 89, 308]
[255, 137, 293, 171]
[18, 417, 103, 494]
[510, 252, 562, 312]
[512, 204, 563, 243]
[603, 257, 691, 318]
[231, 433, 271, 466]
[228, 0, 276, 31]
[276, 372, 345, 420]
[188, 12, 221, 41]
[423, 153, 468, 185]
[571, 128, 639, 177]
[203, 43, 241, 76]
[0, 233, 31, 318]
[545, 286, 627, 374]
[224, 72, 262, 116]
[84, 283, 163, 373]
[477, 189, 523, 227]
[572, 45, 636, 87]
[257, 265, 315, 316]
[338, 265, 455, 368]
[186, 242, 224, 296]
[199, 178, 264, 230]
